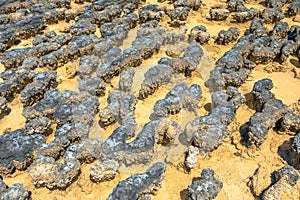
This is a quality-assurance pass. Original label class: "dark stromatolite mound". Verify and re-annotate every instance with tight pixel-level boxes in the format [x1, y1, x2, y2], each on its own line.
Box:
[169, 6, 191, 27]
[0, 129, 46, 175]
[280, 40, 299, 62]
[28, 138, 101, 189]
[0, 177, 30, 200]
[61, 34, 96, 63]
[65, 138, 102, 163]
[184, 87, 244, 156]
[247, 99, 288, 146]
[188, 25, 210, 44]
[173, 0, 202, 10]
[0, 66, 37, 99]
[150, 82, 202, 120]
[22, 89, 72, 120]
[98, 13, 138, 47]
[99, 91, 137, 127]
[31, 41, 62, 58]
[293, 133, 300, 154]
[90, 159, 120, 183]
[188, 169, 223, 200]
[99, 13, 138, 38]
[69, 19, 97, 36]
[32, 31, 57, 46]
[247, 35, 285, 64]
[78, 55, 100, 79]
[210, 8, 230, 21]
[0, 97, 8, 116]
[10, 16, 45, 39]
[231, 34, 254, 58]
[272, 21, 289, 39]
[216, 49, 244, 71]
[38, 122, 89, 159]
[36, 32, 72, 47]
[133, 27, 166, 60]
[246, 79, 289, 146]
[22, 89, 99, 127]
[138, 4, 166, 23]
[252, 78, 275, 112]
[78, 77, 106, 97]
[266, 0, 288, 8]
[280, 112, 300, 134]
[138, 64, 175, 99]
[28, 155, 81, 189]
[288, 0, 300, 16]
[20, 70, 58, 107]
[99, 119, 181, 166]
[205, 48, 253, 92]
[234, 8, 260, 23]
[98, 46, 121, 64]
[227, 0, 247, 12]
[261, 165, 300, 199]
[22, 57, 42, 70]
[0, 29, 16, 53]
[261, 7, 284, 23]
[166, 42, 188, 58]
[96, 25, 183, 83]
[158, 42, 204, 76]
[53, 93, 99, 127]
[1, 48, 34, 69]
[250, 18, 267, 37]
[118, 68, 135, 92]
[107, 162, 166, 200]
[215, 27, 240, 45]
[24, 116, 52, 135]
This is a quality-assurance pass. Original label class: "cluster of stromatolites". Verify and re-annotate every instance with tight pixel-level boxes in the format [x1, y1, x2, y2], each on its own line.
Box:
[0, 0, 300, 199]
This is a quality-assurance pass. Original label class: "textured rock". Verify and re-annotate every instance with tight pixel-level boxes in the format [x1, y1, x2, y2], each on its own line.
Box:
[247, 79, 289, 146]
[20, 71, 58, 106]
[150, 82, 202, 120]
[184, 87, 244, 155]
[261, 7, 284, 23]
[0, 130, 45, 175]
[99, 91, 137, 126]
[288, 0, 300, 16]
[188, 169, 223, 200]
[0, 97, 8, 116]
[169, 6, 191, 27]
[158, 42, 204, 76]
[188, 25, 210, 44]
[28, 155, 81, 189]
[0, 177, 30, 200]
[107, 162, 166, 200]
[101, 119, 180, 166]
[118, 68, 135, 92]
[139, 64, 174, 99]
[216, 27, 240, 45]
[78, 77, 106, 96]
[261, 165, 300, 200]
[210, 9, 230, 21]
[184, 146, 200, 169]
[293, 133, 300, 154]
[25, 117, 52, 135]
[281, 113, 300, 134]
[90, 160, 119, 182]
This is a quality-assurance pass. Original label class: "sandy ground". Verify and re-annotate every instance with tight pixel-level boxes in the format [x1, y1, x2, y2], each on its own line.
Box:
[1, 0, 300, 199]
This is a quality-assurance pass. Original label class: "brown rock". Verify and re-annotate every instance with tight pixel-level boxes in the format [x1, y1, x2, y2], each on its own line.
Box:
[248, 164, 272, 196]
